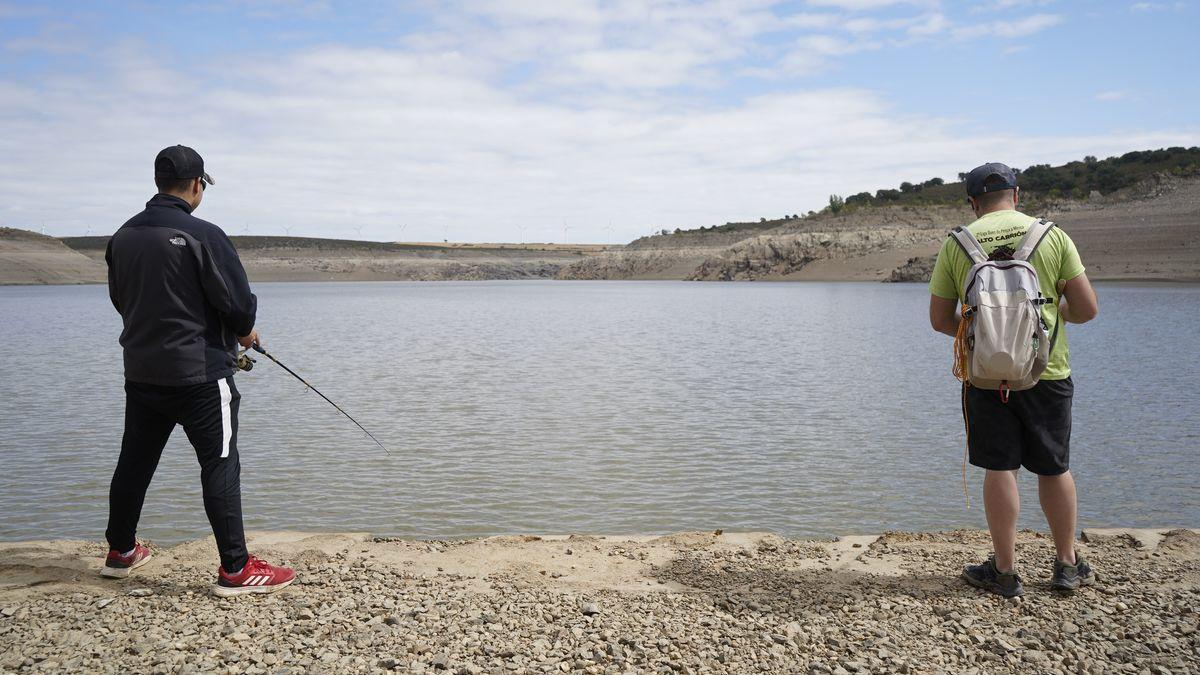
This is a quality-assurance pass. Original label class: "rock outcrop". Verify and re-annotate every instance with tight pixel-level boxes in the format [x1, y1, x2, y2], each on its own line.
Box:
[885, 255, 937, 283]
[689, 229, 943, 281]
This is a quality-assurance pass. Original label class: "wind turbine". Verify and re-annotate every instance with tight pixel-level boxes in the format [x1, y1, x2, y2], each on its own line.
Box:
[283, 226, 293, 236]
[353, 225, 364, 240]
[517, 224, 528, 243]
[562, 220, 569, 244]
[397, 223, 407, 242]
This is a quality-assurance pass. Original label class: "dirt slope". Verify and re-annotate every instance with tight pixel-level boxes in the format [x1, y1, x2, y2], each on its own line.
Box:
[59, 236, 611, 283]
[558, 175, 1200, 282]
[0, 228, 106, 285]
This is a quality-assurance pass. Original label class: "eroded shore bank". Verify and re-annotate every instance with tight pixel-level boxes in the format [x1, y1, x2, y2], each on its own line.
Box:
[1, 528, 1196, 673]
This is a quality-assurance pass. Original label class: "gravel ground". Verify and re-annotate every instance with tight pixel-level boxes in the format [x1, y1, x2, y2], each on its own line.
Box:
[1, 528, 1196, 674]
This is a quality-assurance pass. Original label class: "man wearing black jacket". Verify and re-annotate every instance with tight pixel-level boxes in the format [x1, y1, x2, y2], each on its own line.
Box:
[102, 145, 294, 597]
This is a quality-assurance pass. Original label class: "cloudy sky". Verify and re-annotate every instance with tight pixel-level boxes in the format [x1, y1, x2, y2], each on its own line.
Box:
[1, 1, 1196, 243]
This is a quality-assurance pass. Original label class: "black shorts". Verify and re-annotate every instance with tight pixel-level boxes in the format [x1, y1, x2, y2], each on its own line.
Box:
[964, 377, 1073, 476]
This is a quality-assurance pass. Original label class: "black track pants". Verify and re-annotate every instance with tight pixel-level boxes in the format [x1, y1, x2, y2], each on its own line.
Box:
[106, 376, 249, 572]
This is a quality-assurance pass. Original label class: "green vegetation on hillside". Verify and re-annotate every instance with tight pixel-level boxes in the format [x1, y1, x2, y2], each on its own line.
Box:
[837, 146, 1200, 211]
[652, 146, 1200, 239]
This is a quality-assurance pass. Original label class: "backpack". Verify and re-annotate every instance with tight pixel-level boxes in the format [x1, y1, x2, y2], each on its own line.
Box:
[951, 219, 1057, 400]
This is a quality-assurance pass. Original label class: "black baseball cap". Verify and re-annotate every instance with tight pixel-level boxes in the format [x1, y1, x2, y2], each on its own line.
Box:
[965, 162, 1016, 198]
[154, 145, 214, 186]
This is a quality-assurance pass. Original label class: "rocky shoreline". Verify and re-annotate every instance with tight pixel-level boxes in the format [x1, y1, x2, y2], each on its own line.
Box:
[6, 174, 1197, 286]
[1, 528, 1196, 673]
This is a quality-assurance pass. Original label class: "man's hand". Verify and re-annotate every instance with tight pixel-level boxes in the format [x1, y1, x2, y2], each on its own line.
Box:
[238, 329, 262, 350]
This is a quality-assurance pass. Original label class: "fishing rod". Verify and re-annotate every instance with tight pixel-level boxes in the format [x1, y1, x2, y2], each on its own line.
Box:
[239, 344, 390, 455]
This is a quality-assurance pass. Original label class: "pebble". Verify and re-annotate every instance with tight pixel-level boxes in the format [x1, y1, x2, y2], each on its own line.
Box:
[1, 529, 1194, 674]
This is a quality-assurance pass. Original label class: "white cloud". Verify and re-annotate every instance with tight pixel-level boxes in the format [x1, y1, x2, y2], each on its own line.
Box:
[907, 12, 950, 36]
[774, 34, 882, 75]
[1131, 2, 1188, 10]
[1096, 90, 1130, 101]
[0, 2, 1193, 243]
[952, 13, 1063, 40]
[780, 12, 843, 29]
[807, 0, 930, 9]
[979, 0, 1058, 9]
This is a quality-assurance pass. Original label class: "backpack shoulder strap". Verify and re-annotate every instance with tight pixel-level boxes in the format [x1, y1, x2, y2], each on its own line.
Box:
[950, 226, 988, 265]
[1013, 218, 1056, 262]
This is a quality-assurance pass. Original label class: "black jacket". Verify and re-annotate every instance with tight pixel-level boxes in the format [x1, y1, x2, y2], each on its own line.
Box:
[106, 194, 257, 385]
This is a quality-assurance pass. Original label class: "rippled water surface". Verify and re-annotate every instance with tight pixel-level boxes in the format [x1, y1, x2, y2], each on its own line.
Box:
[1, 281, 1196, 543]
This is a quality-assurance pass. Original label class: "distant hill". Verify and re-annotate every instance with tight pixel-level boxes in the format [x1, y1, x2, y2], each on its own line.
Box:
[560, 148, 1200, 283]
[55, 235, 612, 284]
[647, 146, 1200, 241]
[0, 227, 106, 285]
[7, 147, 1199, 285]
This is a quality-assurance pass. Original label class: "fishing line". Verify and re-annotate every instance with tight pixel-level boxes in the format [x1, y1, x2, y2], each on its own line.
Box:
[240, 344, 391, 455]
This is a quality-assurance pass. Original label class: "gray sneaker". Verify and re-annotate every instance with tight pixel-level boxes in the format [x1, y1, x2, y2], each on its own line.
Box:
[1051, 556, 1095, 592]
[963, 556, 1024, 598]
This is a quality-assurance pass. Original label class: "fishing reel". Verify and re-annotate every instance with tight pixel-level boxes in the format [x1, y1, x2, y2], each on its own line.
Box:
[236, 349, 256, 372]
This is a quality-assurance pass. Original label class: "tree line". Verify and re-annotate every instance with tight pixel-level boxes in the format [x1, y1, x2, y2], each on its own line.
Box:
[827, 146, 1200, 213]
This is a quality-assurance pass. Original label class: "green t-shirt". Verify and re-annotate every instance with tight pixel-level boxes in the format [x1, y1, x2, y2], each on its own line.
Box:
[928, 209, 1085, 380]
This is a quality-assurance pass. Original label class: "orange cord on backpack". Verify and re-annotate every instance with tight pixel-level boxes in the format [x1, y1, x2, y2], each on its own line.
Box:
[954, 305, 973, 509]
[953, 305, 973, 385]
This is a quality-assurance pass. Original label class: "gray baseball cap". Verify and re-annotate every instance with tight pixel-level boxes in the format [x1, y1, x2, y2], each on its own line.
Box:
[965, 162, 1016, 197]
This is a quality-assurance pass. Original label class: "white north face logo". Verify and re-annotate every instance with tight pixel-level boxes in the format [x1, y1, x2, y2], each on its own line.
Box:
[169, 236, 186, 246]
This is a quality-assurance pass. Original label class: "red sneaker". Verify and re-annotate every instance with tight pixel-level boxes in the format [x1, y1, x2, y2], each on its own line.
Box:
[100, 543, 152, 578]
[212, 555, 295, 597]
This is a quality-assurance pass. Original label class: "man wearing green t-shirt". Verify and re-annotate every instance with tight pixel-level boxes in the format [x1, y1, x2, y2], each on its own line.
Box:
[928, 162, 1099, 598]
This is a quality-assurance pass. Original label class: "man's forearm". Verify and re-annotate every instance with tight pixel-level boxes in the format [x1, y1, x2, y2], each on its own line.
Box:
[1059, 300, 1079, 324]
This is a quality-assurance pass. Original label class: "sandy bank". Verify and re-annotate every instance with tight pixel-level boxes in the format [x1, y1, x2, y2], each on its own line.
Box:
[53, 237, 613, 284]
[557, 176, 1200, 283]
[5, 174, 1198, 285]
[0, 228, 106, 285]
[1, 527, 1196, 673]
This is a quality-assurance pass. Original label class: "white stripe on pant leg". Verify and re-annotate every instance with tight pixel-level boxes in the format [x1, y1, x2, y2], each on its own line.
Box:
[217, 378, 233, 458]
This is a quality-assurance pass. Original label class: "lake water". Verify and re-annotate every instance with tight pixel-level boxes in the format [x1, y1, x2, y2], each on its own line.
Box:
[0, 281, 1196, 544]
